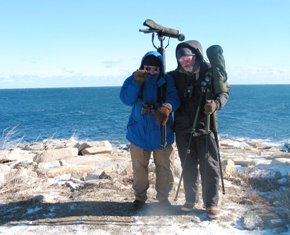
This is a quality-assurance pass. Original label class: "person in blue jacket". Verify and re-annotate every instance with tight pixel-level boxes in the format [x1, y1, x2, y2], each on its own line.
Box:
[120, 51, 180, 210]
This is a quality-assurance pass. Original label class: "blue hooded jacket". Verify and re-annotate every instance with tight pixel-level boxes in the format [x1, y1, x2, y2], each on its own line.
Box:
[120, 51, 180, 150]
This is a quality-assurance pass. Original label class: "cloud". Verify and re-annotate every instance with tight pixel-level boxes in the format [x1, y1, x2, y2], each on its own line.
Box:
[1, 63, 289, 89]
[227, 65, 290, 84]
[102, 59, 122, 68]
[0, 73, 125, 89]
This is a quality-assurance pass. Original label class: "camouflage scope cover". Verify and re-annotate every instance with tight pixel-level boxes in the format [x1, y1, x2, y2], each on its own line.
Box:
[206, 45, 229, 94]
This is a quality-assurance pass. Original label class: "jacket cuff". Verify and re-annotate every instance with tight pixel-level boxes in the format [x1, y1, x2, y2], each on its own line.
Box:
[215, 100, 221, 111]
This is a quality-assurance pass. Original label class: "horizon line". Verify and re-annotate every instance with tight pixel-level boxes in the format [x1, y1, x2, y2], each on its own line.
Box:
[1, 83, 290, 90]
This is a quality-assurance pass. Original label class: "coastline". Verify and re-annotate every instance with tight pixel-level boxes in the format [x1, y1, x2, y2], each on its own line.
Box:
[0, 137, 290, 234]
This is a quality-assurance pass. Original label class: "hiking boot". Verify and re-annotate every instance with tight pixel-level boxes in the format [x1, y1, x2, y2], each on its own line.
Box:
[158, 199, 172, 209]
[133, 200, 145, 210]
[206, 206, 220, 219]
[181, 202, 195, 212]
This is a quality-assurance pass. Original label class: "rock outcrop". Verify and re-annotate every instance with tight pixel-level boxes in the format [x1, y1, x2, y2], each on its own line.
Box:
[0, 138, 289, 234]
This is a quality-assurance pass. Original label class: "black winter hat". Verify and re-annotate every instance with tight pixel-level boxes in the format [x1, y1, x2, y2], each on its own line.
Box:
[176, 47, 195, 59]
[142, 55, 161, 67]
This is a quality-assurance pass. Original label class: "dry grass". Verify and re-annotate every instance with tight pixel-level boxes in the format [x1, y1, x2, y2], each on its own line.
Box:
[1, 126, 24, 150]
[0, 169, 31, 199]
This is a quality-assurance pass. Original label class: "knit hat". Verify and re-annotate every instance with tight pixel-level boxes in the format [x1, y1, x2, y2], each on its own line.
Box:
[176, 47, 195, 60]
[142, 55, 161, 67]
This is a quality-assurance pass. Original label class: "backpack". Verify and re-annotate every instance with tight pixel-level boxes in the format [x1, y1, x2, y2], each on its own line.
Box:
[206, 45, 229, 94]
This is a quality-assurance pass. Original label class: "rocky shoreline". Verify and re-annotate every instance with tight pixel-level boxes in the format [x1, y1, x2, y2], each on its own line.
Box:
[0, 138, 290, 234]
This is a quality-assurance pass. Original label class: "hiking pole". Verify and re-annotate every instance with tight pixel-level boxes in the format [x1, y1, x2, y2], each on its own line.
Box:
[204, 75, 225, 195]
[139, 19, 185, 149]
[205, 45, 226, 194]
[174, 91, 205, 201]
[211, 114, 226, 194]
[204, 81, 211, 158]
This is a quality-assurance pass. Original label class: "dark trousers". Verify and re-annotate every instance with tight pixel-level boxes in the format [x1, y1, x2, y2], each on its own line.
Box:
[176, 132, 220, 208]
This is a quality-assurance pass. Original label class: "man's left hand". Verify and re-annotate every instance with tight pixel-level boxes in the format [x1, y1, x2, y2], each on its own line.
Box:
[204, 100, 219, 115]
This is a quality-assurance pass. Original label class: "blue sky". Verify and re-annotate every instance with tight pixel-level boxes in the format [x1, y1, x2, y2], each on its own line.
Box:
[0, 0, 289, 88]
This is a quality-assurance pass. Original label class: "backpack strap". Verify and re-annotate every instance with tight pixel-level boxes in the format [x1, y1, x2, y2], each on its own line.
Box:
[157, 77, 167, 105]
[138, 76, 167, 107]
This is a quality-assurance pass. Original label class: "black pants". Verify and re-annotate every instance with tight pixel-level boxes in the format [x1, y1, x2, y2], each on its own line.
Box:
[176, 132, 220, 208]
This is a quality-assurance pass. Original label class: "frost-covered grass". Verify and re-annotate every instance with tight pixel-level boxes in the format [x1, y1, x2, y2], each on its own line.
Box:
[0, 126, 24, 150]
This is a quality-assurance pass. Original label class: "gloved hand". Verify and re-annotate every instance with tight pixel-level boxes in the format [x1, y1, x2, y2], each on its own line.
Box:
[134, 70, 147, 84]
[204, 100, 219, 115]
[153, 103, 172, 126]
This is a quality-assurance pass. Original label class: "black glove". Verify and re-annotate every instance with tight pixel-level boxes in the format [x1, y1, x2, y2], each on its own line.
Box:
[133, 70, 147, 84]
[204, 100, 219, 115]
[153, 103, 172, 126]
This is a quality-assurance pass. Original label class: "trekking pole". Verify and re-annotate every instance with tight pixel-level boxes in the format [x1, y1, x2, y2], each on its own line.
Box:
[139, 19, 185, 149]
[205, 45, 226, 194]
[204, 76, 225, 194]
[174, 91, 204, 201]
[211, 114, 226, 194]
[204, 82, 211, 157]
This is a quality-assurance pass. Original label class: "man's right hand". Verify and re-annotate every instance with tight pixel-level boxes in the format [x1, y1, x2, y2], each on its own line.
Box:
[204, 100, 219, 115]
[134, 70, 147, 84]
[153, 103, 172, 126]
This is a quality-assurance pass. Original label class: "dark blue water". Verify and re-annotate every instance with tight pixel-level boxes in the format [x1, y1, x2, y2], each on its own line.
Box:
[218, 85, 290, 143]
[0, 85, 289, 146]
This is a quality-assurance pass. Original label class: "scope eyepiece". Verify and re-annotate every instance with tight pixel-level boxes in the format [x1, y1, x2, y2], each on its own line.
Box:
[142, 19, 185, 41]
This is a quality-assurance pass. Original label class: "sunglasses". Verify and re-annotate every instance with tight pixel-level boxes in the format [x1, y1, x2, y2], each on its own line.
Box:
[178, 55, 196, 62]
[144, 65, 160, 73]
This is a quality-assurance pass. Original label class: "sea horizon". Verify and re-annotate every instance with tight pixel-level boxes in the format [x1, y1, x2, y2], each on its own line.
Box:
[1, 85, 290, 148]
[1, 83, 290, 90]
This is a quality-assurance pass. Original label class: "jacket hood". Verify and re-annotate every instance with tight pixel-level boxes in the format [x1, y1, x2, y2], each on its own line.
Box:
[175, 40, 204, 61]
[175, 40, 204, 73]
[140, 51, 164, 74]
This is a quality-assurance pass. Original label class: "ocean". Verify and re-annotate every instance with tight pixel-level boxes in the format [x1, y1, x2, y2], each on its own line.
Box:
[0, 85, 290, 147]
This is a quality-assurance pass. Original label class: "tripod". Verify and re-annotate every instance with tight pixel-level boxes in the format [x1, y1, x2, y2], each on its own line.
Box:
[139, 19, 185, 149]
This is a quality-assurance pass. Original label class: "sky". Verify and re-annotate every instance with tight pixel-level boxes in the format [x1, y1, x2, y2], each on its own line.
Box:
[0, 0, 289, 88]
